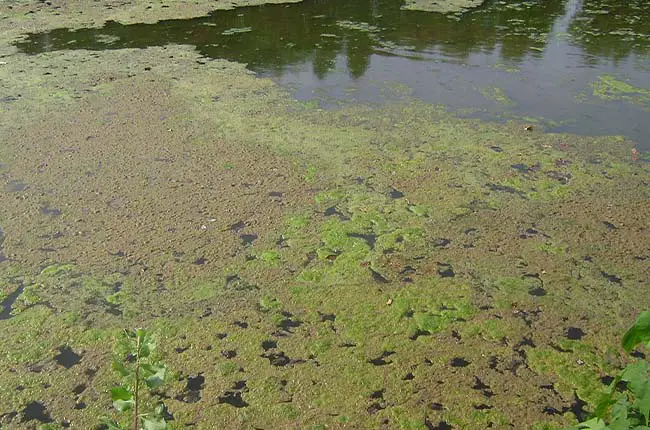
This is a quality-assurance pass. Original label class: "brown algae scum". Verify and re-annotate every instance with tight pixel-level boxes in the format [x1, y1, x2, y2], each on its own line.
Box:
[1, 8, 650, 430]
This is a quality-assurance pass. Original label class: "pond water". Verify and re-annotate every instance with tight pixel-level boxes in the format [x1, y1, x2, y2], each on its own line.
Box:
[2, 1, 650, 428]
[15, 0, 650, 149]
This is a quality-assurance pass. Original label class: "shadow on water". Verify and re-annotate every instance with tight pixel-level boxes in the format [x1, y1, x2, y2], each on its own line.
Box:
[21, 401, 53, 424]
[54, 346, 83, 369]
[0, 283, 25, 321]
[13, 0, 650, 149]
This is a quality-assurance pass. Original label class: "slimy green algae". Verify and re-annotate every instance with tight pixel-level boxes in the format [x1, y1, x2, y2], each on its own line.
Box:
[401, 0, 485, 14]
[481, 86, 516, 106]
[0, 45, 648, 429]
[591, 74, 650, 106]
[528, 345, 612, 406]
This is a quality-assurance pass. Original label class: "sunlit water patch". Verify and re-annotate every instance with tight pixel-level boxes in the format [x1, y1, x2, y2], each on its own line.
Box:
[13, 0, 650, 150]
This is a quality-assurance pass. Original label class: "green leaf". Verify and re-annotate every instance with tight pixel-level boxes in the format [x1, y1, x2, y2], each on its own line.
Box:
[610, 397, 632, 430]
[112, 360, 131, 377]
[110, 386, 134, 412]
[100, 418, 126, 430]
[575, 417, 608, 429]
[136, 329, 155, 358]
[154, 402, 166, 417]
[621, 361, 650, 388]
[141, 415, 167, 430]
[634, 384, 650, 424]
[142, 363, 167, 389]
[621, 361, 650, 423]
[622, 312, 650, 353]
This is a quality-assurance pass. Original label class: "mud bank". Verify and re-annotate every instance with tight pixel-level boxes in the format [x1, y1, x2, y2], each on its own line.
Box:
[0, 43, 649, 429]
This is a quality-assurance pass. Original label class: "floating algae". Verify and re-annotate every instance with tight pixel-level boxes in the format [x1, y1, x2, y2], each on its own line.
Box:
[591, 74, 650, 106]
[335, 20, 380, 33]
[480, 86, 516, 106]
[222, 27, 253, 36]
[401, 0, 485, 13]
[0, 12, 649, 429]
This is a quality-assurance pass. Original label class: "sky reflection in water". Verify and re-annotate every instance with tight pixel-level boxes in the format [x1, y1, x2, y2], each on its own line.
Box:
[15, 0, 650, 149]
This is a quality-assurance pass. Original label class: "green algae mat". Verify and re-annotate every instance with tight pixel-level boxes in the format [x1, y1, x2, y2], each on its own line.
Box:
[0, 44, 647, 430]
[0, 2, 649, 430]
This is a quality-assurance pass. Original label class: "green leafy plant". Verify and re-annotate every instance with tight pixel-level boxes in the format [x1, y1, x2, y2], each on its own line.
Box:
[573, 312, 650, 430]
[101, 329, 169, 430]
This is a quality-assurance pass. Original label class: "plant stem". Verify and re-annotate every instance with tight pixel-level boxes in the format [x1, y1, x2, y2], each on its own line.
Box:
[133, 334, 141, 430]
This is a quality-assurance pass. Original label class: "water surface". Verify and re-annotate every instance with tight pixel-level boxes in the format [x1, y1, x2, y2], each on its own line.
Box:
[2, 3, 650, 427]
[15, 0, 650, 149]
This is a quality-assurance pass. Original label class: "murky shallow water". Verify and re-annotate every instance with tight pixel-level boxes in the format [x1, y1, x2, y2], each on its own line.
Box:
[14, 0, 650, 150]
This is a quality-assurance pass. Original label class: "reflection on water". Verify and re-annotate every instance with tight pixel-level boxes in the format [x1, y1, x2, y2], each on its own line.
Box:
[14, 0, 650, 149]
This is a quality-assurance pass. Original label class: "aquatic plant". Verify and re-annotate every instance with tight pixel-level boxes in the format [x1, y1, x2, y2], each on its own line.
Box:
[572, 312, 650, 429]
[101, 329, 169, 430]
